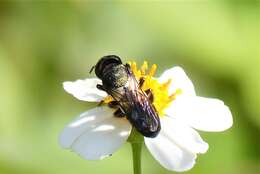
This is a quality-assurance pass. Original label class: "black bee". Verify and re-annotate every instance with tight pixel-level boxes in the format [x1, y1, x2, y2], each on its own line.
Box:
[90, 55, 161, 138]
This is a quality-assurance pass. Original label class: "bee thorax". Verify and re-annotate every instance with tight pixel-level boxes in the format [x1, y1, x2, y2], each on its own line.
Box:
[102, 65, 128, 89]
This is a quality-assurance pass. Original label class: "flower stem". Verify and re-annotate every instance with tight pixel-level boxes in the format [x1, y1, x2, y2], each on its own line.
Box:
[127, 128, 144, 174]
[131, 142, 142, 174]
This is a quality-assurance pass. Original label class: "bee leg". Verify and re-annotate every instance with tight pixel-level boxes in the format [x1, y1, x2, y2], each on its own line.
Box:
[108, 101, 120, 108]
[89, 65, 95, 74]
[96, 84, 105, 91]
[139, 77, 145, 88]
[114, 108, 125, 118]
[145, 89, 154, 103]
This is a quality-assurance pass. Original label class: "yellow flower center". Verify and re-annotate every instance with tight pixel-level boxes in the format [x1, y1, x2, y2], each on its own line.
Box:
[103, 61, 181, 116]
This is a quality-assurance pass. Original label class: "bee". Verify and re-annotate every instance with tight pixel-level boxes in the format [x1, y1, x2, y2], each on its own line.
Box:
[90, 55, 161, 138]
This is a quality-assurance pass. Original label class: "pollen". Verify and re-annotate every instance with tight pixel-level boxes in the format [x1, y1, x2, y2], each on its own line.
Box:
[129, 61, 181, 116]
[103, 96, 113, 104]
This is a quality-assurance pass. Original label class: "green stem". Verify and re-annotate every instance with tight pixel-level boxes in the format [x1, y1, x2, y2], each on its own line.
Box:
[131, 142, 142, 174]
[127, 128, 144, 174]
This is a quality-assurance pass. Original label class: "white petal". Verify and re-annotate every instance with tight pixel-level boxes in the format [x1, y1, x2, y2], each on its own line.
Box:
[160, 116, 208, 154]
[59, 107, 131, 160]
[145, 131, 197, 172]
[63, 78, 107, 102]
[158, 66, 196, 96]
[165, 96, 233, 132]
[59, 107, 111, 148]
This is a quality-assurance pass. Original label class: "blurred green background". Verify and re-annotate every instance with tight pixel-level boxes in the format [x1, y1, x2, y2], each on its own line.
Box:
[0, 1, 260, 174]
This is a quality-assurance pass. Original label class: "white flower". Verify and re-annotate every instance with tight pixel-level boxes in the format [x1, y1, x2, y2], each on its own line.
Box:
[59, 62, 233, 172]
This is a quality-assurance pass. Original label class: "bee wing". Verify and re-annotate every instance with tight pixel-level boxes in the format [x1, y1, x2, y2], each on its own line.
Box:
[124, 87, 161, 137]
[124, 65, 161, 137]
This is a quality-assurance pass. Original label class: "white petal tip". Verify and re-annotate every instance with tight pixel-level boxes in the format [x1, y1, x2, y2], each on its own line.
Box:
[145, 132, 198, 172]
[170, 161, 196, 172]
[63, 81, 72, 92]
[221, 105, 233, 131]
[159, 66, 196, 96]
[62, 78, 107, 102]
[163, 154, 197, 172]
[58, 131, 71, 149]
[205, 104, 233, 132]
[198, 142, 209, 154]
[166, 96, 233, 132]
[75, 151, 112, 161]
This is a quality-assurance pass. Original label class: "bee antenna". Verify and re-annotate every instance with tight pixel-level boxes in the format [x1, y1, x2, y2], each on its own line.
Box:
[89, 65, 95, 74]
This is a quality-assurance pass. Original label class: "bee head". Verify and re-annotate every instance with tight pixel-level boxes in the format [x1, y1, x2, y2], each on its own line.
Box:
[93, 55, 122, 79]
